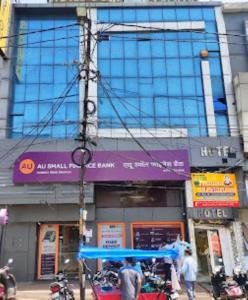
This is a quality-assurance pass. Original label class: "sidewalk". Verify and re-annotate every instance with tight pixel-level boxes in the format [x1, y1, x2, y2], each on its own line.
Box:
[16, 282, 212, 300]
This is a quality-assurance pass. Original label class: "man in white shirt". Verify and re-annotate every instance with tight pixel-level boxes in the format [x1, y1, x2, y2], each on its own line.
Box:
[182, 248, 197, 300]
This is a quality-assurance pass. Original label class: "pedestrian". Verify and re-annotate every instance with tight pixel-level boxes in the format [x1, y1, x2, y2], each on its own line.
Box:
[159, 242, 173, 281]
[182, 248, 197, 300]
[118, 257, 142, 300]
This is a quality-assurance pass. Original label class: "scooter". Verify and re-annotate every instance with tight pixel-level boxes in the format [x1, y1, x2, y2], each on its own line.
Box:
[211, 266, 244, 299]
[233, 266, 248, 297]
[49, 259, 75, 300]
[0, 258, 16, 300]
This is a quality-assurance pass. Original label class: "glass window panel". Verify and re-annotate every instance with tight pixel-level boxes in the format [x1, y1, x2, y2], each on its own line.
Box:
[203, 8, 215, 21]
[139, 84, 154, 97]
[41, 48, 54, 64]
[184, 99, 198, 116]
[179, 42, 192, 57]
[138, 59, 152, 77]
[54, 66, 67, 83]
[162, 8, 176, 21]
[40, 84, 53, 100]
[209, 58, 222, 76]
[54, 104, 66, 121]
[28, 32, 41, 44]
[138, 41, 151, 58]
[123, 9, 136, 22]
[187, 118, 200, 136]
[168, 78, 181, 96]
[153, 59, 166, 77]
[167, 59, 180, 76]
[198, 99, 205, 115]
[136, 9, 149, 22]
[54, 30, 67, 47]
[111, 78, 124, 91]
[40, 66, 53, 83]
[154, 79, 167, 95]
[182, 78, 196, 96]
[151, 41, 165, 58]
[98, 42, 110, 58]
[111, 41, 123, 59]
[11, 103, 24, 115]
[170, 117, 184, 126]
[155, 97, 169, 117]
[211, 77, 225, 98]
[176, 8, 190, 20]
[41, 30, 54, 47]
[99, 60, 110, 77]
[165, 41, 178, 57]
[55, 48, 67, 64]
[14, 85, 26, 102]
[125, 79, 138, 93]
[25, 84, 39, 101]
[216, 114, 229, 136]
[26, 66, 39, 83]
[109, 9, 122, 22]
[23, 48, 40, 65]
[150, 9, 163, 21]
[98, 10, 109, 22]
[181, 59, 194, 76]
[189, 8, 203, 20]
[124, 41, 137, 58]
[125, 60, 138, 77]
[24, 103, 38, 123]
[169, 98, 183, 116]
[111, 60, 124, 77]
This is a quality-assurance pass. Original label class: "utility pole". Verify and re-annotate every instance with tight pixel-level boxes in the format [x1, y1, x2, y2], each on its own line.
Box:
[74, 7, 92, 300]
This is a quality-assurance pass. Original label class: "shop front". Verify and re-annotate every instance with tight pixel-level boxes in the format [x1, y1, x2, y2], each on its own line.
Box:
[12, 149, 190, 279]
[188, 173, 241, 279]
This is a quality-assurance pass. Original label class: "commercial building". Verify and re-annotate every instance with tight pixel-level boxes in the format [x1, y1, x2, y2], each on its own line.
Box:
[224, 2, 248, 271]
[0, 1, 245, 281]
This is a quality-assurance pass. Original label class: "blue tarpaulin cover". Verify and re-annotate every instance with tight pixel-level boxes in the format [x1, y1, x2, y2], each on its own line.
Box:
[78, 246, 179, 260]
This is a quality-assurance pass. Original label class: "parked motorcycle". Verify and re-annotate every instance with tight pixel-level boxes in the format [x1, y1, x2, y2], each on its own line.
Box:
[211, 266, 244, 299]
[141, 258, 179, 300]
[49, 259, 75, 300]
[233, 266, 248, 297]
[0, 258, 16, 300]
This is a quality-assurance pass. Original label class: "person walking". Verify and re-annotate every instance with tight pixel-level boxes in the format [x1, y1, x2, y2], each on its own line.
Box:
[118, 257, 142, 300]
[182, 248, 197, 300]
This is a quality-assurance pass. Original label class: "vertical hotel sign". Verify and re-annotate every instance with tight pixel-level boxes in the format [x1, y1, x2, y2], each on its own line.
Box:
[192, 173, 239, 207]
[0, 0, 11, 58]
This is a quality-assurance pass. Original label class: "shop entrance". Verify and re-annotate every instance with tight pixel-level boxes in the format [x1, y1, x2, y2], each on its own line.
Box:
[195, 226, 235, 279]
[38, 224, 79, 280]
[195, 229, 223, 277]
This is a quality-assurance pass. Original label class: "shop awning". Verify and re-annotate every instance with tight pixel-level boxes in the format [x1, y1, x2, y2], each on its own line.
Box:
[78, 246, 179, 260]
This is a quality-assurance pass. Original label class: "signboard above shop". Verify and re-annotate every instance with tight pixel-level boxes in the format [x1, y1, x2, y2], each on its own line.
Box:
[13, 150, 190, 184]
[192, 173, 239, 208]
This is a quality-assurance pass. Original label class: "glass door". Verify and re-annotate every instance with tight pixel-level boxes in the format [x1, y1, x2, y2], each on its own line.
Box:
[207, 230, 224, 273]
[58, 225, 79, 278]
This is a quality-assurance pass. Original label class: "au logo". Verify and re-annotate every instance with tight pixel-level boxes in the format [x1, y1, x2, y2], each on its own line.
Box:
[19, 159, 35, 175]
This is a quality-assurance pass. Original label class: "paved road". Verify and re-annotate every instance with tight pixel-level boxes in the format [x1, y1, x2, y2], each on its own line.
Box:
[16, 282, 212, 300]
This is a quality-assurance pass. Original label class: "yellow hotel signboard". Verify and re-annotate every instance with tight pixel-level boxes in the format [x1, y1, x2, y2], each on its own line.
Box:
[192, 173, 239, 208]
[0, 0, 11, 57]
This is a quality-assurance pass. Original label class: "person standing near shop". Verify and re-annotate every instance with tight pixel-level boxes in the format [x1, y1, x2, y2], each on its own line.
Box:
[159, 242, 173, 281]
[182, 248, 197, 300]
[118, 257, 142, 300]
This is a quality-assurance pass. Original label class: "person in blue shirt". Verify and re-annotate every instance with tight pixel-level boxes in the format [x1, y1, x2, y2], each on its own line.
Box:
[182, 248, 197, 300]
[118, 257, 142, 300]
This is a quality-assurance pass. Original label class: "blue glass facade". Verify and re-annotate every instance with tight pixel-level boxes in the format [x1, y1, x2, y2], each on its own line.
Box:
[97, 7, 229, 137]
[11, 15, 79, 138]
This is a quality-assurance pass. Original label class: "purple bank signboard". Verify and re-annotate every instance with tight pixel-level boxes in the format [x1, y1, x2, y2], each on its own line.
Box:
[13, 150, 190, 184]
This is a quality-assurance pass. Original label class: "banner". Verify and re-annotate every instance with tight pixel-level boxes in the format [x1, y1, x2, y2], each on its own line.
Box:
[192, 173, 239, 207]
[98, 223, 125, 249]
[38, 224, 59, 280]
[0, 0, 11, 57]
[13, 150, 190, 183]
